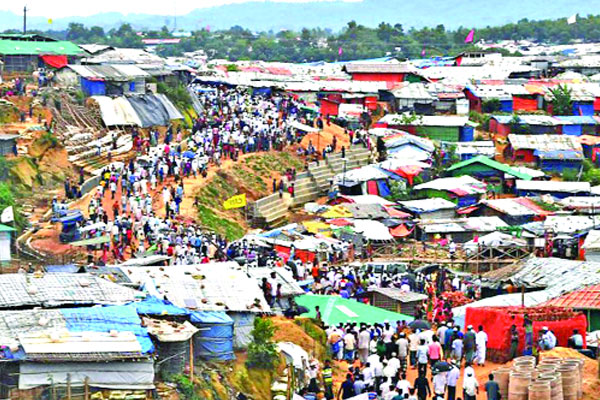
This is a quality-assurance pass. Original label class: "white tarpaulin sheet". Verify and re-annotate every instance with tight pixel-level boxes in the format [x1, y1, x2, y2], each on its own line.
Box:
[92, 96, 142, 126]
[335, 165, 388, 187]
[19, 360, 155, 390]
[350, 219, 394, 241]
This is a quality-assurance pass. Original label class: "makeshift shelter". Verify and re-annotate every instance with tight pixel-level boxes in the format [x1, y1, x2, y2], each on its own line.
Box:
[378, 114, 477, 142]
[367, 288, 427, 316]
[506, 134, 583, 172]
[465, 306, 586, 363]
[515, 180, 590, 198]
[334, 165, 393, 196]
[398, 198, 457, 220]
[295, 294, 413, 326]
[452, 141, 496, 160]
[413, 175, 487, 207]
[0, 35, 84, 72]
[0, 305, 155, 397]
[119, 262, 270, 349]
[543, 284, 600, 331]
[190, 312, 235, 361]
[446, 156, 533, 184]
[342, 63, 421, 83]
[0, 273, 141, 309]
[418, 217, 508, 243]
[479, 197, 552, 225]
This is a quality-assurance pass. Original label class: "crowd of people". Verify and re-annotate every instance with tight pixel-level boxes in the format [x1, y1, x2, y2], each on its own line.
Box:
[64, 86, 312, 265]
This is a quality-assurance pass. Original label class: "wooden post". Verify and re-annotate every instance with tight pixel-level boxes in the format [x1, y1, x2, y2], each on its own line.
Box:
[67, 373, 71, 400]
[521, 285, 525, 308]
[84, 377, 89, 400]
[189, 337, 194, 381]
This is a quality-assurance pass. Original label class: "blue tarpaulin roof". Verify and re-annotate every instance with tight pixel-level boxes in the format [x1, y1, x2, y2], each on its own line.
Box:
[191, 311, 233, 325]
[129, 296, 190, 316]
[45, 264, 78, 273]
[60, 305, 154, 354]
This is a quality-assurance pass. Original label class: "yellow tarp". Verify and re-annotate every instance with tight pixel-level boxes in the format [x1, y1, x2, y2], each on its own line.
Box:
[223, 194, 247, 210]
[320, 205, 353, 219]
[303, 221, 333, 237]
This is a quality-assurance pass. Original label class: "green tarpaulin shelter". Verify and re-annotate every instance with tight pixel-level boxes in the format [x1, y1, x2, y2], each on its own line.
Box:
[296, 294, 414, 326]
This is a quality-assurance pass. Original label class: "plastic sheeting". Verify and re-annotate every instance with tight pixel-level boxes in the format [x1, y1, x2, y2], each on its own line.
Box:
[92, 96, 142, 126]
[60, 305, 154, 354]
[41, 55, 68, 69]
[127, 95, 171, 127]
[19, 360, 155, 390]
[230, 312, 255, 350]
[130, 296, 190, 316]
[155, 93, 185, 120]
[191, 311, 235, 360]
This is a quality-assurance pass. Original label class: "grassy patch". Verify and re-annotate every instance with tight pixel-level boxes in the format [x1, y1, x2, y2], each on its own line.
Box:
[197, 205, 245, 241]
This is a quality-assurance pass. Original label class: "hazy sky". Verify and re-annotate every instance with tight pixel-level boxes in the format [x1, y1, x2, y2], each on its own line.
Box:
[3, 0, 362, 18]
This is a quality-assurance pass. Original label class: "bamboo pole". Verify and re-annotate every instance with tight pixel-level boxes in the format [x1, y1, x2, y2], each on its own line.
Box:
[189, 337, 194, 381]
[84, 377, 89, 400]
[67, 373, 71, 400]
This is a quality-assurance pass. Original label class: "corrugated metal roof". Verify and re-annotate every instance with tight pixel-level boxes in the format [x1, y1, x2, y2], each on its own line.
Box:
[482, 198, 549, 217]
[508, 134, 582, 151]
[515, 180, 591, 193]
[0, 273, 141, 309]
[369, 288, 428, 303]
[398, 198, 456, 213]
[119, 262, 271, 313]
[543, 284, 600, 309]
[0, 39, 83, 56]
[391, 83, 435, 100]
[419, 216, 508, 233]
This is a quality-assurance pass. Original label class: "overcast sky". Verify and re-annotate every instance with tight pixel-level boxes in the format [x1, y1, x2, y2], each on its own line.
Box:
[3, 0, 362, 18]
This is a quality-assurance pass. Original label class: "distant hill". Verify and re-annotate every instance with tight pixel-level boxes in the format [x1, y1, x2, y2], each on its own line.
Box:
[0, 0, 597, 32]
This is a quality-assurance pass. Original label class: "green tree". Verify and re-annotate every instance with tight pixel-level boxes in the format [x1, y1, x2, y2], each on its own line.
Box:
[482, 98, 502, 113]
[246, 317, 279, 369]
[550, 84, 573, 116]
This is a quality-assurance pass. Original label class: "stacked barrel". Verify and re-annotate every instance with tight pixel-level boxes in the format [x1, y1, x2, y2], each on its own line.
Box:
[492, 355, 585, 400]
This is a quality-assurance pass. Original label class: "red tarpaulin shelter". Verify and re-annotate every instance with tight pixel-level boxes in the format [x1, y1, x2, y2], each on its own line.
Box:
[465, 306, 587, 363]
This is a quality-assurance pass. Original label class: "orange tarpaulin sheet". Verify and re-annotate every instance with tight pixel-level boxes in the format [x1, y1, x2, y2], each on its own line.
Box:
[390, 224, 414, 238]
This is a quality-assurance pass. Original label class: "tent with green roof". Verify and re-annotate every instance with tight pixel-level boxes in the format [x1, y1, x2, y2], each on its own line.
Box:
[446, 155, 533, 182]
[296, 294, 413, 326]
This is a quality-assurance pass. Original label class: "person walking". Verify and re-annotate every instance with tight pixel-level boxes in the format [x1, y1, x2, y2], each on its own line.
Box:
[509, 324, 520, 360]
[463, 325, 476, 365]
[476, 325, 488, 366]
[446, 360, 459, 400]
[463, 370, 479, 400]
[485, 373, 501, 400]
[413, 371, 430, 400]
[416, 339, 429, 376]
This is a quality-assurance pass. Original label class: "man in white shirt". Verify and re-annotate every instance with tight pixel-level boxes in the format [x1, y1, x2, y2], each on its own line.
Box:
[396, 333, 409, 372]
[408, 330, 420, 368]
[358, 328, 371, 363]
[432, 371, 447, 398]
[463, 371, 479, 400]
[446, 362, 460, 400]
[476, 325, 488, 366]
[396, 373, 411, 397]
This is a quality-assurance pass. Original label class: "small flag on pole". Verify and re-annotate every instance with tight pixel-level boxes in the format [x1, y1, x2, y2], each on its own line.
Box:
[1, 206, 14, 223]
[205, 25, 211, 32]
[421, 48, 426, 57]
[338, 47, 343, 56]
[567, 14, 577, 24]
[464, 29, 475, 43]
[47, 19, 53, 25]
